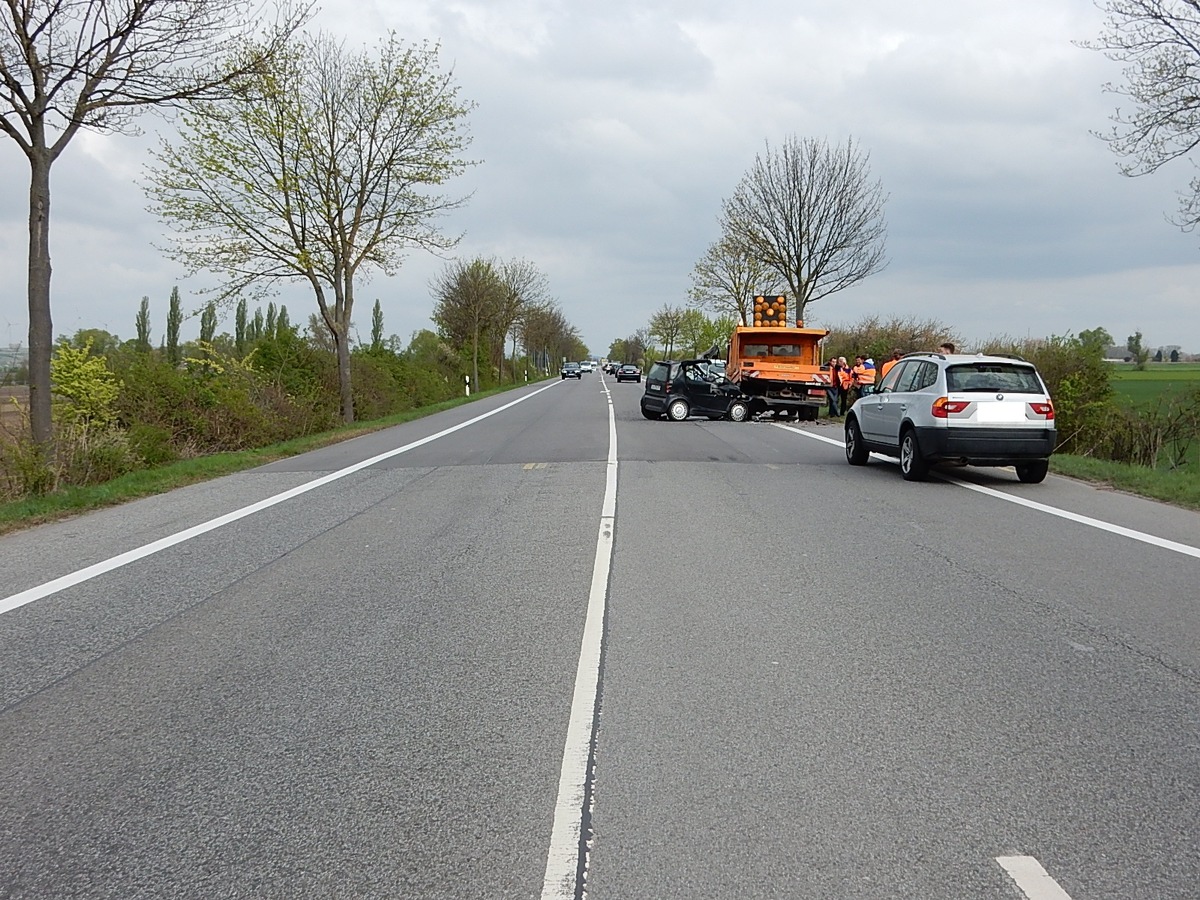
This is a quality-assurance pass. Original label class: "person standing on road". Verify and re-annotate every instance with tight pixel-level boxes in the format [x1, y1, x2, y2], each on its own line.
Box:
[880, 349, 903, 380]
[851, 354, 876, 403]
[825, 357, 842, 416]
[837, 357, 853, 412]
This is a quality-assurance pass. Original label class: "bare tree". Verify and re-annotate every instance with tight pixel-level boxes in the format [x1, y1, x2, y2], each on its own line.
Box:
[496, 258, 550, 382]
[688, 233, 779, 325]
[722, 135, 888, 324]
[648, 304, 686, 358]
[1082, 0, 1200, 228]
[145, 32, 474, 423]
[0, 0, 310, 446]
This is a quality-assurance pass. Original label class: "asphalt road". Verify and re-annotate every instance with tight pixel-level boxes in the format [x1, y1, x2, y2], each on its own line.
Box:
[2, 372, 1198, 899]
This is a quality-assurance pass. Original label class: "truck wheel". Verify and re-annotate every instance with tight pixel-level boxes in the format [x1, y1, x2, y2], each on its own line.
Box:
[728, 400, 749, 422]
[899, 428, 928, 481]
[846, 418, 869, 466]
[667, 398, 690, 421]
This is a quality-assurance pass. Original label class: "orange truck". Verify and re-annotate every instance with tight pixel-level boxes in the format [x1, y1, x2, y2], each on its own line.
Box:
[725, 296, 830, 420]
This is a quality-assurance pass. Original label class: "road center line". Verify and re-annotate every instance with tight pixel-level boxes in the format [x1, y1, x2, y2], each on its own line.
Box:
[0, 381, 564, 618]
[541, 376, 616, 899]
[777, 424, 1200, 559]
[997, 856, 1075, 899]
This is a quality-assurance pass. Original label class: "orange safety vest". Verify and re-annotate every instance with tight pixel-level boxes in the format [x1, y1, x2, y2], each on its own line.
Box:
[853, 364, 875, 386]
[838, 367, 854, 390]
[880, 358, 899, 380]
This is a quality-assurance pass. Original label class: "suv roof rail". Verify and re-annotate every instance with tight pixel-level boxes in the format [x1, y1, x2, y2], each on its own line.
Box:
[902, 351, 944, 360]
[983, 352, 1028, 361]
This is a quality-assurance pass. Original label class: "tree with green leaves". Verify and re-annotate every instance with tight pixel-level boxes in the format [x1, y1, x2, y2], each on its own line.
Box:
[722, 135, 887, 324]
[432, 258, 505, 389]
[235, 298, 248, 356]
[277, 305, 291, 336]
[200, 301, 219, 344]
[166, 287, 183, 365]
[135, 297, 152, 353]
[1083, 1, 1200, 230]
[1127, 331, 1150, 370]
[145, 32, 475, 423]
[0, 0, 310, 446]
[251, 308, 265, 343]
[266, 302, 278, 339]
[371, 300, 385, 352]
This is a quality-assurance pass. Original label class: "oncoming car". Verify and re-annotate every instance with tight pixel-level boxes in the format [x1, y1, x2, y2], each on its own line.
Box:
[560, 362, 582, 379]
[844, 352, 1056, 482]
[640, 359, 750, 422]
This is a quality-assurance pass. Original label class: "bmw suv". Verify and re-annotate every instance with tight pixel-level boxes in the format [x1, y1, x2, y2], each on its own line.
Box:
[844, 352, 1056, 482]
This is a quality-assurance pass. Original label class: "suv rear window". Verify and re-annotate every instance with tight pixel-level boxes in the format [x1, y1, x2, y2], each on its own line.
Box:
[946, 363, 1043, 393]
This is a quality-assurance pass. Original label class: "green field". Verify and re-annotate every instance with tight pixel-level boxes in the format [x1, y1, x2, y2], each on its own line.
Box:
[1110, 362, 1200, 406]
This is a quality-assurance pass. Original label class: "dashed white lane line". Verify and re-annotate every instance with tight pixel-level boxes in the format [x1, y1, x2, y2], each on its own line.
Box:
[541, 375, 616, 899]
[997, 856, 1075, 899]
[0, 382, 564, 618]
[777, 424, 1200, 560]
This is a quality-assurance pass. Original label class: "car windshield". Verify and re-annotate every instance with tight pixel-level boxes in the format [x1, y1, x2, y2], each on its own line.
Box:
[946, 363, 1043, 393]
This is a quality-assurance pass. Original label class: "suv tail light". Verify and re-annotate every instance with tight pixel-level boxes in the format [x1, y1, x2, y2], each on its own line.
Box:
[932, 397, 969, 418]
[1030, 401, 1055, 419]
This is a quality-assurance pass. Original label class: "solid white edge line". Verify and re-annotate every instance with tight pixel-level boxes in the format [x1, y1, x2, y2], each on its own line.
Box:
[541, 377, 617, 899]
[0, 381, 564, 617]
[774, 423, 1200, 560]
[996, 856, 1075, 899]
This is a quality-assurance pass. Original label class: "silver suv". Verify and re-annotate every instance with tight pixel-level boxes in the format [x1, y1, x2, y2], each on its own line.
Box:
[844, 352, 1056, 482]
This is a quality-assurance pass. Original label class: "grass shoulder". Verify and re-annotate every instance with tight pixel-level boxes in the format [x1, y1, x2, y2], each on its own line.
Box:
[0, 382, 539, 536]
[1050, 454, 1200, 511]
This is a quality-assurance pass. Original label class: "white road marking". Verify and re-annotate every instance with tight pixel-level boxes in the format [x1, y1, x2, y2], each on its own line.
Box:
[541, 375, 616, 899]
[997, 856, 1075, 899]
[0, 382, 563, 617]
[777, 424, 1200, 559]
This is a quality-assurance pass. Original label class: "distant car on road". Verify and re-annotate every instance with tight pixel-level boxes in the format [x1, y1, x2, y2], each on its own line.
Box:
[580, 361, 595, 373]
[844, 351, 1056, 482]
[640, 359, 749, 422]
[561, 362, 582, 379]
[615, 364, 641, 383]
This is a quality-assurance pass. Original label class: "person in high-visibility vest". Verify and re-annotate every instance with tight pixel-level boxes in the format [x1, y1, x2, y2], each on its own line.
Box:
[879, 349, 903, 380]
[826, 357, 843, 416]
[851, 354, 876, 403]
[837, 357, 854, 411]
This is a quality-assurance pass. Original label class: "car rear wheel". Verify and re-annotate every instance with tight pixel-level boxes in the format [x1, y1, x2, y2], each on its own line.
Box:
[728, 400, 749, 422]
[667, 398, 690, 421]
[899, 429, 928, 481]
[1015, 460, 1049, 483]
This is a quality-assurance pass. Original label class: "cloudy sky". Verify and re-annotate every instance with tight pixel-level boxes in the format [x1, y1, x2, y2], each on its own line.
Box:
[3, 0, 1199, 356]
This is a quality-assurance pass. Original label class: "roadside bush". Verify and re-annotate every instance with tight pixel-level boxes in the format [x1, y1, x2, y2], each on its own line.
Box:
[821, 314, 959, 363]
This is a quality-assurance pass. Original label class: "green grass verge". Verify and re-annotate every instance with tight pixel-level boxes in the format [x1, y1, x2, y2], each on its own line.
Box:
[0, 382, 536, 536]
[1050, 454, 1200, 511]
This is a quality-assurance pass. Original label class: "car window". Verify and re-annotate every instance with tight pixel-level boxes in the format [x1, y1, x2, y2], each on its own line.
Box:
[647, 363, 671, 381]
[911, 361, 938, 391]
[947, 363, 1043, 393]
[877, 361, 908, 394]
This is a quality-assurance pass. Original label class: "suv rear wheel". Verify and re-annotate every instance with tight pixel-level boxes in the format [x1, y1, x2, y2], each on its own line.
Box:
[1015, 460, 1049, 484]
[899, 428, 928, 481]
[667, 398, 690, 421]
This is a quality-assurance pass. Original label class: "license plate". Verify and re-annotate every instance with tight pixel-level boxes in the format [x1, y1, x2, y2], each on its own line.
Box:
[649, 384, 661, 392]
[975, 402, 1023, 423]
